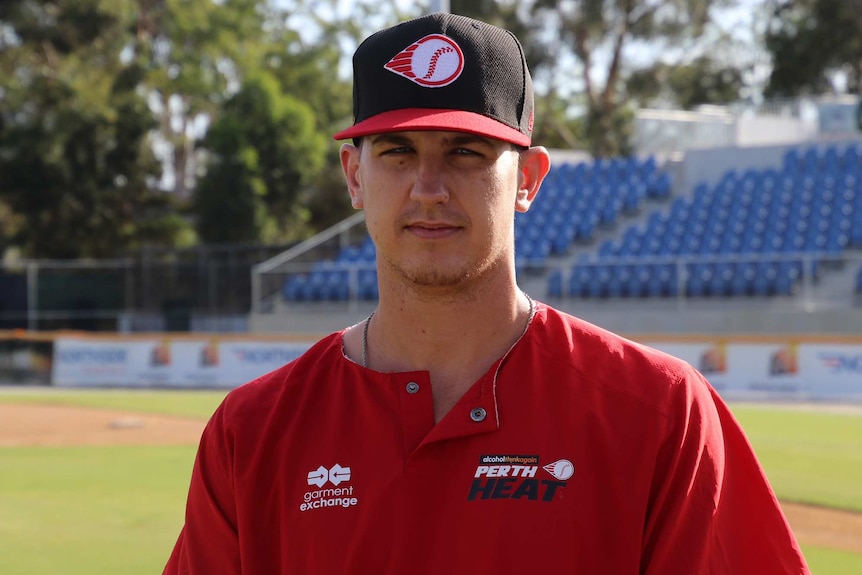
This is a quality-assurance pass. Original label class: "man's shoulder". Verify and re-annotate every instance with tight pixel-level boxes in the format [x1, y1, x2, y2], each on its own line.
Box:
[530, 303, 706, 412]
[534, 303, 690, 373]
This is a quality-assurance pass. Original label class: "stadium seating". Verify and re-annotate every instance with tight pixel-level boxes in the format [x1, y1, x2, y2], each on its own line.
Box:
[514, 155, 671, 269]
[561, 142, 862, 299]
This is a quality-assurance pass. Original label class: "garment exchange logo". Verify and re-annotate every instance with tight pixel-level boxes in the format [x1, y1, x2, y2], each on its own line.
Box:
[300, 463, 358, 512]
[468, 454, 575, 502]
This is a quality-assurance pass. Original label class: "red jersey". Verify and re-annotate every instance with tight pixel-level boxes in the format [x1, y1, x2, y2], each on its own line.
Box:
[164, 303, 809, 574]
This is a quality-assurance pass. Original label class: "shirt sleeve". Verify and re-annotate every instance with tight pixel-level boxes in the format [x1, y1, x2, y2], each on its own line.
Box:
[641, 365, 810, 575]
[163, 403, 240, 575]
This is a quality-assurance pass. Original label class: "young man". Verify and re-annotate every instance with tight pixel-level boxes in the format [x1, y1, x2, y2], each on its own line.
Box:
[164, 13, 810, 574]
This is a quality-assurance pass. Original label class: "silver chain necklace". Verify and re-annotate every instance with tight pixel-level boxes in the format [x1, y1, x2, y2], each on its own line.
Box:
[360, 294, 534, 369]
[362, 311, 374, 368]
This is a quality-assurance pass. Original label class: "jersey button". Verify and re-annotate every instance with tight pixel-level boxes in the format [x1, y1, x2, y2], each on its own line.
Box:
[406, 381, 420, 394]
[470, 407, 487, 422]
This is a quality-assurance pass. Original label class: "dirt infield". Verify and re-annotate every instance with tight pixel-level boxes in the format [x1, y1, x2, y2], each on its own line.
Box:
[0, 403, 205, 447]
[1, 403, 861, 554]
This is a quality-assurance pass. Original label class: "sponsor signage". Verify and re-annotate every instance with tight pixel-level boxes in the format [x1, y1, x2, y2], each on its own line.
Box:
[52, 335, 862, 399]
[53, 337, 312, 388]
[649, 340, 862, 400]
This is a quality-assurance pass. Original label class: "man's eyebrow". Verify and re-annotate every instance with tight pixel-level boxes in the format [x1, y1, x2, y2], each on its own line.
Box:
[368, 134, 413, 147]
[447, 134, 497, 147]
[367, 132, 499, 148]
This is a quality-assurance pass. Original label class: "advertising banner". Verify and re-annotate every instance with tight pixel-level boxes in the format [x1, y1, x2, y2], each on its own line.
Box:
[53, 337, 313, 388]
[800, 344, 862, 398]
[53, 338, 160, 387]
[648, 339, 862, 400]
[52, 335, 862, 399]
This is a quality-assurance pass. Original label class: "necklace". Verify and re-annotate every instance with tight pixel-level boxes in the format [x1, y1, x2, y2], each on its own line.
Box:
[362, 311, 374, 368]
[360, 294, 535, 369]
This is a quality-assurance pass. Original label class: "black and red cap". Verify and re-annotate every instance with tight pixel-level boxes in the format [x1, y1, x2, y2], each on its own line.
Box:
[333, 12, 535, 147]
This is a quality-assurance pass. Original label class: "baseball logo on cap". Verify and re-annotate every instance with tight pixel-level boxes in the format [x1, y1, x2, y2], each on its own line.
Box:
[384, 34, 464, 87]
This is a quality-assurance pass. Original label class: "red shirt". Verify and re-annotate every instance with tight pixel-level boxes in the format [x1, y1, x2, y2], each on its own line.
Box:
[164, 303, 809, 574]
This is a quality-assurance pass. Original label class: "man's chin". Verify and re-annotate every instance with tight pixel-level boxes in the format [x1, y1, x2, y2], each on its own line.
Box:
[404, 269, 470, 288]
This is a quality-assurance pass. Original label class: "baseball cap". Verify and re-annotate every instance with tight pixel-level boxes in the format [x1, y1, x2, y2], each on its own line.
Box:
[333, 12, 534, 147]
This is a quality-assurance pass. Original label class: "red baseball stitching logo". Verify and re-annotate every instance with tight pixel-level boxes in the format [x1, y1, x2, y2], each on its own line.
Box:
[424, 46, 454, 80]
[385, 34, 464, 87]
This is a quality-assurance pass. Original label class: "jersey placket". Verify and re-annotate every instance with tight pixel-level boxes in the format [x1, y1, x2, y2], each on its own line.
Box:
[402, 358, 504, 462]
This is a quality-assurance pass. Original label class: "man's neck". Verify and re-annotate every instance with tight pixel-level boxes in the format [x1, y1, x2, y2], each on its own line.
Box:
[366, 282, 533, 422]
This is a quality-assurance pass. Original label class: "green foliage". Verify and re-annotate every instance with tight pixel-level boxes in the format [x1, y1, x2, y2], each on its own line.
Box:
[0, 0, 355, 256]
[451, 0, 730, 156]
[628, 56, 747, 110]
[132, 0, 270, 197]
[765, 0, 862, 97]
[194, 73, 326, 243]
[0, 0, 191, 258]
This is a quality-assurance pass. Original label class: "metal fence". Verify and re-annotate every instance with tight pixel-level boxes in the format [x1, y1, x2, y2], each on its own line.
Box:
[0, 243, 293, 332]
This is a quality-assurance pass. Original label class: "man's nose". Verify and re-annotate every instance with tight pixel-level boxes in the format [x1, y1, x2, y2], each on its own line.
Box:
[410, 157, 450, 203]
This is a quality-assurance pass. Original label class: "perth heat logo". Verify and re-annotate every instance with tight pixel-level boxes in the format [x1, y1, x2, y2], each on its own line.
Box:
[468, 455, 574, 502]
[300, 463, 358, 512]
[384, 34, 464, 87]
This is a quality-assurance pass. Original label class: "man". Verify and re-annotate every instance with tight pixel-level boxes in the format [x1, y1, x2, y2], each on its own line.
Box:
[164, 13, 810, 574]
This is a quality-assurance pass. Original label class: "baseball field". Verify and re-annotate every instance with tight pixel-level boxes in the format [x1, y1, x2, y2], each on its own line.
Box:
[0, 388, 860, 574]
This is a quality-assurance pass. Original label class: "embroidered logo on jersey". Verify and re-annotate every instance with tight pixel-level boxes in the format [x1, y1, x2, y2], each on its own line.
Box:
[543, 459, 575, 481]
[384, 34, 464, 87]
[300, 463, 358, 512]
[468, 454, 573, 502]
[307, 463, 351, 487]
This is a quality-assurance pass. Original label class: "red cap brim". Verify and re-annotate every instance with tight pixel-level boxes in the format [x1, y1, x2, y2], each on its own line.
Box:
[333, 108, 530, 147]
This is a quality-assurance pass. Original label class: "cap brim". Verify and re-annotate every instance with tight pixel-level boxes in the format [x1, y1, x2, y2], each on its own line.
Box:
[333, 108, 530, 147]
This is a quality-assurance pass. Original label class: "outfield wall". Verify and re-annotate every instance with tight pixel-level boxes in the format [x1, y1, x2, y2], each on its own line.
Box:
[3, 331, 859, 401]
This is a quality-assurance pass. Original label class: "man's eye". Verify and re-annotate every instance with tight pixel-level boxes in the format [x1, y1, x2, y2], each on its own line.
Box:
[454, 147, 480, 156]
[382, 146, 412, 155]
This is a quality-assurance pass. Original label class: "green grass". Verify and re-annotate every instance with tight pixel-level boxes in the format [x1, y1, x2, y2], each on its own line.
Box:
[0, 444, 196, 575]
[0, 388, 229, 419]
[730, 404, 862, 513]
[802, 545, 862, 575]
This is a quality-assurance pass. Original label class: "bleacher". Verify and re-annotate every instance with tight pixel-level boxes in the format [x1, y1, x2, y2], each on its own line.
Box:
[514, 156, 672, 268]
[552, 143, 862, 299]
[280, 143, 862, 304]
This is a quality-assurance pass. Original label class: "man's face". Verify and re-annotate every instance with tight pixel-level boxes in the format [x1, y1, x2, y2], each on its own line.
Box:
[340, 130, 543, 293]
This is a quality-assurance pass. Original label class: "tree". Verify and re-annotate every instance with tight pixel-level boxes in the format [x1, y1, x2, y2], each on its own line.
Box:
[193, 73, 326, 243]
[765, 0, 862, 97]
[254, 5, 357, 231]
[131, 0, 268, 198]
[627, 56, 747, 109]
[449, 1, 739, 156]
[0, 0, 190, 258]
[534, 0, 734, 156]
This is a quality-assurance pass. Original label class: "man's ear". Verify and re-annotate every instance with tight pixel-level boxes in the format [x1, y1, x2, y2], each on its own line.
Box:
[515, 146, 551, 213]
[340, 143, 364, 209]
